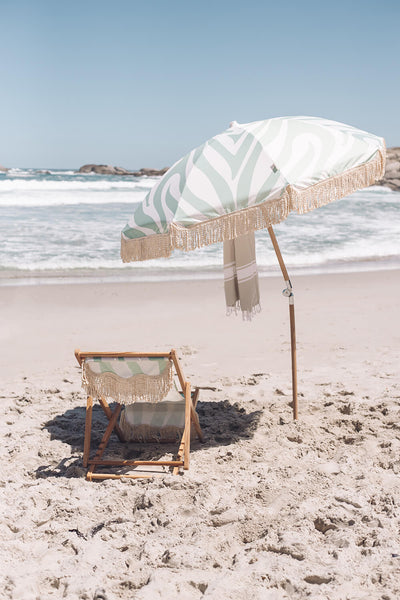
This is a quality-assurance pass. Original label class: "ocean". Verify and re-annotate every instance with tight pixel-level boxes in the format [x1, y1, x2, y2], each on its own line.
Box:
[1, 168, 400, 285]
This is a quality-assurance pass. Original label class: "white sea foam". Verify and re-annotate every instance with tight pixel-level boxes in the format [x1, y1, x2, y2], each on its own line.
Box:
[0, 173, 159, 206]
[6, 168, 77, 177]
[0, 190, 151, 207]
[0, 169, 399, 280]
[0, 179, 151, 193]
[5, 169, 32, 178]
[47, 170, 77, 176]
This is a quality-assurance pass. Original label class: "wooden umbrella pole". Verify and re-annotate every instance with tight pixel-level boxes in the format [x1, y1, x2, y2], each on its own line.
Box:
[267, 227, 298, 420]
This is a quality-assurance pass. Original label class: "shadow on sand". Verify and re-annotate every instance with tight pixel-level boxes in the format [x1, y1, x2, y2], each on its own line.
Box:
[36, 400, 262, 479]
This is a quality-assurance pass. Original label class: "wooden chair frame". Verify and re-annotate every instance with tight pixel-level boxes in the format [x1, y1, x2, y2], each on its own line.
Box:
[74, 349, 203, 481]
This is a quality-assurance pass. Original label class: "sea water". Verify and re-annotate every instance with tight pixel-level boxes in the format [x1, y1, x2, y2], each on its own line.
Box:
[1, 168, 400, 285]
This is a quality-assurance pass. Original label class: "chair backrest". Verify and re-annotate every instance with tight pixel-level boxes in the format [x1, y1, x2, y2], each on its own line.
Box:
[79, 354, 173, 405]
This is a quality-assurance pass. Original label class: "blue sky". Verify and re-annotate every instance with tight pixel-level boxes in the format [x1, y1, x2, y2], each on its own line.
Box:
[1, 0, 399, 168]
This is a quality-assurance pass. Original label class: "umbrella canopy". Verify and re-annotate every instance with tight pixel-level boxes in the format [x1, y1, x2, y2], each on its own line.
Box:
[121, 116, 386, 420]
[121, 116, 386, 262]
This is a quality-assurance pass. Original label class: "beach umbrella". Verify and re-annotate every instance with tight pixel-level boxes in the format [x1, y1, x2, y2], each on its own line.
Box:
[121, 116, 386, 419]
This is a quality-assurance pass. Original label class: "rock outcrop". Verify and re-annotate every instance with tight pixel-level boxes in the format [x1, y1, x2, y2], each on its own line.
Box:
[77, 164, 169, 177]
[77, 150, 400, 190]
[0, 164, 8, 172]
[78, 164, 134, 175]
[131, 167, 169, 177]
[376, 147, 400, 191]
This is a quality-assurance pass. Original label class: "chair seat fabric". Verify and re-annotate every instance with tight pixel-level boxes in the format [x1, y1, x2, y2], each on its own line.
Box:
[120, 386, 185, 442]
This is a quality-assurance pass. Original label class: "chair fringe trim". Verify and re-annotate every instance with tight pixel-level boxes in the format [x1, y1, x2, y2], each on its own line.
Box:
[120, 147, 386, 262]
[119, 412, 183, 443]
[81, 361, 173, 405]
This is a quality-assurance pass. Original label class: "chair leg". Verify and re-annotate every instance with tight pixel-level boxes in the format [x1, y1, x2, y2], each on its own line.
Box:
[189, 388, 203, 441]
[192, 387, 200, 407]
[184, 382, 191, 470]
[190, 403, 204, 442]
[173, 436, 186, 475]
[99, 396, 126, 442]
[83, 396, 93, 468]
[87, 403, 122, 480]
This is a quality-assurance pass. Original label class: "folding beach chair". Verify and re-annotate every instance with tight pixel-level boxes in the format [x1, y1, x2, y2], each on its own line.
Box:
[74, 349, 203, 481]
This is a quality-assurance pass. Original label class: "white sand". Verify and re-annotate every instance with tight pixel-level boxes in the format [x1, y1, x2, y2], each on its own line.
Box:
[1, 270, 400, 599]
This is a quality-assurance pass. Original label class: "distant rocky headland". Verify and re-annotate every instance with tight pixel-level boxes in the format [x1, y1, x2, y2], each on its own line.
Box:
[78, 151, 400, 190]
[1, 151, 400, 190]
[77, 164, 169, 177]
[373, 147, 400, 191]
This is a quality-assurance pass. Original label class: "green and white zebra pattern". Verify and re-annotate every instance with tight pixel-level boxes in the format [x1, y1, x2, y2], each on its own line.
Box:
[121, 116, 385, 261]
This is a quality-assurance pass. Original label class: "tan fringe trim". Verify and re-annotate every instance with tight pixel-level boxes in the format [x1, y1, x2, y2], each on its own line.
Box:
[119, 413, 183, 443]
[121, 231, 172, 262]
[170, 195, 291, 252]
[121, 195, 291, 261]
[81, 361, 173, 405]
[120, 147, 386, 262]
[289, 147, 386, 214]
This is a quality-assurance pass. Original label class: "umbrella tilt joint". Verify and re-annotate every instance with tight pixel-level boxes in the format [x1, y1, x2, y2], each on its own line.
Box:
[282, 280, 294, 305]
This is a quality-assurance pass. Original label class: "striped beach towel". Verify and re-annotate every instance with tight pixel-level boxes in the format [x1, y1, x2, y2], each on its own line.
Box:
[223, 232, 261, 321]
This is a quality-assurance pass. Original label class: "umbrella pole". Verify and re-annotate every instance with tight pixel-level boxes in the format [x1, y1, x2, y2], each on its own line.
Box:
[267, 227, 298, 420]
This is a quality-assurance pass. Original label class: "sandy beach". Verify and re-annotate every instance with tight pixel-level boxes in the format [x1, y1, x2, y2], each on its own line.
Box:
[1, 269, 400, 599]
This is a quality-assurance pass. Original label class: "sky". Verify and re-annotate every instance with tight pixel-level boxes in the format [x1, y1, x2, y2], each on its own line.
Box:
[1, 0, 399, 169]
